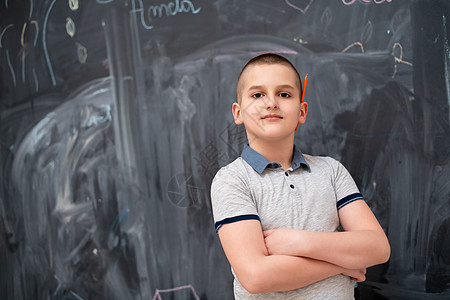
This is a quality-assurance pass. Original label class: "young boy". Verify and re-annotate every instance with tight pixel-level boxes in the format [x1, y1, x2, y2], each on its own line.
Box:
[210, 54, 390, 299]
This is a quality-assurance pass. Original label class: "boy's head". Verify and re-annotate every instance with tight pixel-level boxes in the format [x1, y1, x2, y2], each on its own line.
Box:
[236, 54, 303, 103]
[232, 53, 308, 143]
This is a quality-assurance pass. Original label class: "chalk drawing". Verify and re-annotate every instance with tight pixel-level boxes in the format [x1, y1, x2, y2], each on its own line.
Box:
[43, 0, 57, 86]
[21, 51, 25, 83]
[152, 285, 200, 300]
[285, 0, 314, 14]
[392, 42, 412, 78]
[53, 275, 63, 295]
[129, 0, 201, 30]
[130, 0, 154, 30]
[69, 0, 79, 11]
[20, 23, 27, 82]
[66, 17, 76, 37]
[174, 75, 197, 123]
[0, 24, 14, 47]
[361, 20, 373, 44]
[342, 0, 392, 5]
[21, 23, 27, 46]
[292, 38, 308, 45]
[342, 42, 365, 53]
[442, 15, 450, 125]
[69, 291, 85, 300]
[167, 173, 202, 208]
[0, 23, 17, 86]
[320, 6, 332, 31]
[29, 0, 34, 19]
[32, 67, 39, 92]
[293, 38, 308, 45]
[341, 22, 372, 53]
[30, 21, 39, 46]
[5, 50, 17, 86]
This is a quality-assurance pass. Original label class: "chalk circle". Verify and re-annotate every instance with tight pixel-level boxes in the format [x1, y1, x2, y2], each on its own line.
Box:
[166, 173, 201, 208]
[66, 17, 75, 37]
[76, 42, 88, 64]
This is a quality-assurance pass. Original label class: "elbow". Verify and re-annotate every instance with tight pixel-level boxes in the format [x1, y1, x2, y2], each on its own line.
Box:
[237, 265, 271, 294]
[241, 281, 263, 295]
[241, 278, 269, 294]
[379, 238, 391, 264]
[372, 235, 391, 266]
[356, 234, 391, 269]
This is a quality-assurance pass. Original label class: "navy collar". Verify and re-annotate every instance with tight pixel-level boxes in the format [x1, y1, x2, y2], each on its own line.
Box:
[241, 144, 311, 174]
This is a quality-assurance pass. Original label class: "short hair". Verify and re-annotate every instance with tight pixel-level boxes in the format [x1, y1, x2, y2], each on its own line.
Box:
[236, 53, 303, 102]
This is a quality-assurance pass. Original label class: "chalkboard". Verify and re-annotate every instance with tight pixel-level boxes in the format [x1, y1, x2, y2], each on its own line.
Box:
[1, 0, 449, 299]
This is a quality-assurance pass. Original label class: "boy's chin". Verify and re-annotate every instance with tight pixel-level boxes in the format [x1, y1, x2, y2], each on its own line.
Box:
[248, 131, 296, 143]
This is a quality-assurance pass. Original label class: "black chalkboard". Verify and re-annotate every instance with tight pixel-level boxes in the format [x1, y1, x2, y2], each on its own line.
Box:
[1, 0, 449, 299]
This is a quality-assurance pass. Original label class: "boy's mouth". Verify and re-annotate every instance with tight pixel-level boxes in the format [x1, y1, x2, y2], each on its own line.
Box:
[262, 114, 282, 120]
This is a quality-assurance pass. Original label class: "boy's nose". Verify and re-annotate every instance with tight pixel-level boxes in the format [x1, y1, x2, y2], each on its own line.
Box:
[265, 97, 278, 109]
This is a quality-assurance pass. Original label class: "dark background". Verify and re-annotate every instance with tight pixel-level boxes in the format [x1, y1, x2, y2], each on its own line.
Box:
[1, 0, 449, 299]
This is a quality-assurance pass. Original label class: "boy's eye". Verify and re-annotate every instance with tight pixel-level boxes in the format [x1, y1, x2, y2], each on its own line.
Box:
[252, 93, 264, 98]
[279, 92, 291, 98]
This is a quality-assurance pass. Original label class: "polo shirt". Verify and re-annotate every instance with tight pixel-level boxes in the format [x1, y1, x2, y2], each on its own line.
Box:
[210, 144, 363, 299]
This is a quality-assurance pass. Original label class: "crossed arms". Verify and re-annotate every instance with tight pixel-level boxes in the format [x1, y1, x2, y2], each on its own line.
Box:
[217, 199, 390, 294]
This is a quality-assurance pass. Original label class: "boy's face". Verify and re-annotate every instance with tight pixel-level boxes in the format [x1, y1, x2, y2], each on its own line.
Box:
[232, 63, 308, 143]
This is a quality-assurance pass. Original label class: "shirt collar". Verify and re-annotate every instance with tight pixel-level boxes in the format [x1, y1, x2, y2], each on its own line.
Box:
[241, 144, 311, 174]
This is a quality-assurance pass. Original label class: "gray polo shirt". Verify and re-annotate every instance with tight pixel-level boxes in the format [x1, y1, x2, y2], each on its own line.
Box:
[210, 145, 363, 299]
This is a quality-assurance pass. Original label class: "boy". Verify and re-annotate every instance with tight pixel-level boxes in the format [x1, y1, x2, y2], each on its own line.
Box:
[210, 53, 390, 299]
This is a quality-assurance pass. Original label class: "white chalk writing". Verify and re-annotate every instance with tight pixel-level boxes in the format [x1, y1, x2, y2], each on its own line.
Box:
[130, 0, 201, 30]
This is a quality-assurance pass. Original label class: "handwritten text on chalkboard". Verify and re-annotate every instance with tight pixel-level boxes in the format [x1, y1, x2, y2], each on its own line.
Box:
[129, 0, 201, 30]
[342, 0, 392, 5]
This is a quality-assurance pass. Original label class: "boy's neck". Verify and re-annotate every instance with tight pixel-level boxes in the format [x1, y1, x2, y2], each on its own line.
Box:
[248, 138, 295, 170]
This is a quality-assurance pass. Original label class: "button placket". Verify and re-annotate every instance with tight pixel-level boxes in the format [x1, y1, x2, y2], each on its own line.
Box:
[284, 171, 295, 189]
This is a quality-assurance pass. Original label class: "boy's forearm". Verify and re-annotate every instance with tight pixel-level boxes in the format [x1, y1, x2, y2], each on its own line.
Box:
[264, 228, 389, 270]
[264, 201, 391, 270]
[241, 254, 348, 294]
[307, 230, 390, 269]
[297, 230, 390, 270]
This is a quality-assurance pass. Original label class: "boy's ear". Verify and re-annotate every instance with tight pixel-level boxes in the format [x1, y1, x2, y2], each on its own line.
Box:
[298, 101, 308, 124]
[232, 102, 244, 125]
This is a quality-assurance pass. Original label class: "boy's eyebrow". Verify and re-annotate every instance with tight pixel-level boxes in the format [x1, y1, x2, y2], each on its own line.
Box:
[246, 84, 296, 91]
[246, 85, 264, 92]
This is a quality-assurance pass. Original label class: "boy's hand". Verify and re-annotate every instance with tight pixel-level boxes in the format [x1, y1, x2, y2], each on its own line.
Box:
[341, 268, 367, 282]
[264, 228, 367, 282]
[263, 228, 306, 257]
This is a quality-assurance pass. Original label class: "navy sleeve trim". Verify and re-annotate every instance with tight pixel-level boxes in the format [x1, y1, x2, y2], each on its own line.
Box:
[214, 214, 260, 232]
[337, 193, 364, 210]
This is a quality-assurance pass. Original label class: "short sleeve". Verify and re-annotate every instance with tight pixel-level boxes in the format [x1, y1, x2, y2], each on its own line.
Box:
[210, 164, 259, 232]
[331, 159, 364, 209]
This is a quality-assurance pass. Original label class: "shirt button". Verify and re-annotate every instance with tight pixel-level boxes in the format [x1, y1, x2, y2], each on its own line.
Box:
[285, 172, 289, 176]
[290, 184, 295, 189]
